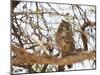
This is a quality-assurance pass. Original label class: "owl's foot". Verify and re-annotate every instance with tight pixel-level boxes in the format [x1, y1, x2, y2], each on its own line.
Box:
[62, 51, 73, 57]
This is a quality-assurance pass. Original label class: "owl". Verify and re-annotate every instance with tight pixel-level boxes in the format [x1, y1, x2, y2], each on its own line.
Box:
[55, 20, 75, 70]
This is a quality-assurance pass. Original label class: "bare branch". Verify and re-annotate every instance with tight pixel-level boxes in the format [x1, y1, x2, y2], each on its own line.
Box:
[12, 45, 96, 66]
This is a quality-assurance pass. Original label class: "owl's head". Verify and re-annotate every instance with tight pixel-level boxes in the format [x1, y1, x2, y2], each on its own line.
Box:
[58, 20, 71, 32]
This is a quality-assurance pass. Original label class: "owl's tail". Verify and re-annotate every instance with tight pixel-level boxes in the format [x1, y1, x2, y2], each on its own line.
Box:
[67, 64, 73, 68]
[58, 64, 72, 71]
[58, 65, 65, 71]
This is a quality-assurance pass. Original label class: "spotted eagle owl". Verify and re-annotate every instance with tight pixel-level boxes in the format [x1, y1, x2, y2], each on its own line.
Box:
[55, 20, 75, 70]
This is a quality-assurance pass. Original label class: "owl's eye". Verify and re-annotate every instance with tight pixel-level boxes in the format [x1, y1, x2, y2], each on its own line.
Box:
[58, 28, 62, 31]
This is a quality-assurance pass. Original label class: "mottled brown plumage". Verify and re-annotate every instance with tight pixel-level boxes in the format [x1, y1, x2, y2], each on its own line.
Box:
[56, 20, 75, 70]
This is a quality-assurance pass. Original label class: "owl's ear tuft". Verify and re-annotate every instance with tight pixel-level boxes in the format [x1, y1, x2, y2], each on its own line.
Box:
[61, 19, 66, 22]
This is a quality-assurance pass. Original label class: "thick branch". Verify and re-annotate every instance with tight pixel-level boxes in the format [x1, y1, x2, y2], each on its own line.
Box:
[80, 21, 96, 51]
[11, 45, 96, 66]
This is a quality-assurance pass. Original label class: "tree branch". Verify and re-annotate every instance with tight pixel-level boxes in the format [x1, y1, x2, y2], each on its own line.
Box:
[11, 45, 96, 66]
[12, 0, 20, 10]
